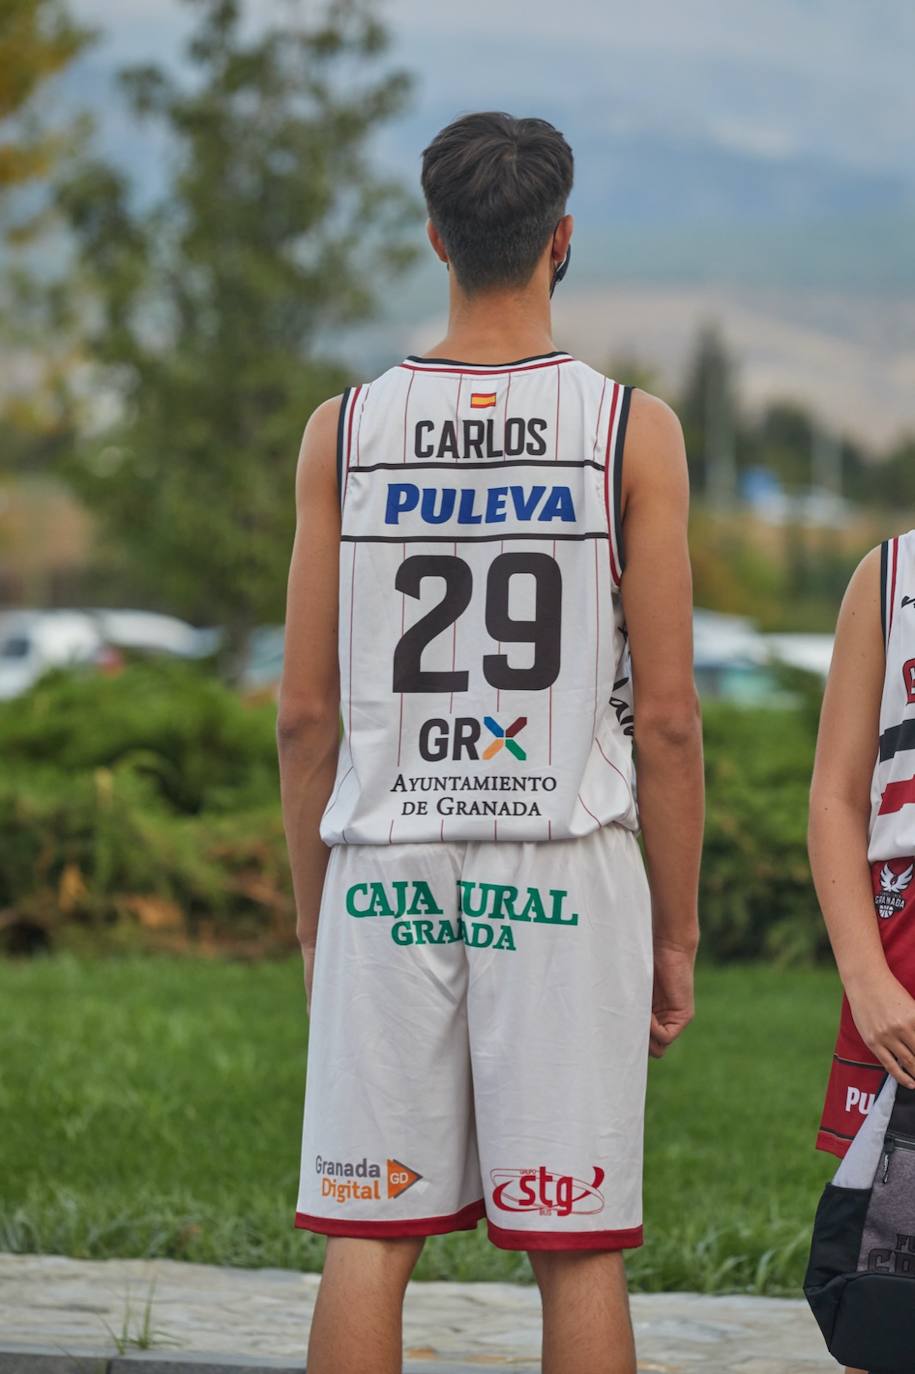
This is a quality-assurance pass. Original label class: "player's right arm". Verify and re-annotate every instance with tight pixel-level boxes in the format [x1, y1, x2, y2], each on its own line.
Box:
[277, 395, 344, 1002]
[620, 390, 703, 1060]
[809, 547, 915, 1087]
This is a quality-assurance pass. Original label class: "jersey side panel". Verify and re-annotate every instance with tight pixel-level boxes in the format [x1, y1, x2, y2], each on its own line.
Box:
[869, 532, 915, 861]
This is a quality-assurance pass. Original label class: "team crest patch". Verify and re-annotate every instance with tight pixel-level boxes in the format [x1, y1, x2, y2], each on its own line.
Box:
[875, 861, 914, 919]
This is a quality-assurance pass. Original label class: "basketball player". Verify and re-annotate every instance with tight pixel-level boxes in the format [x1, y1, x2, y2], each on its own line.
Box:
[277, 112, 703, 1374]
[811, 534, 915, 1374]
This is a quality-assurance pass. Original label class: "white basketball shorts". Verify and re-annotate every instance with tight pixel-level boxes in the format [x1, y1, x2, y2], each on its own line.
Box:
[294, 823, 652, 1250]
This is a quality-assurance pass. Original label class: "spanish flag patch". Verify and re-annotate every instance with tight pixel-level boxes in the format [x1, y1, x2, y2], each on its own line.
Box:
[470, 392, 497, 409]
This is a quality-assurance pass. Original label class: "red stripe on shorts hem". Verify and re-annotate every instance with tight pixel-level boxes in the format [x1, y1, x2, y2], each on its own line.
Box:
[294, 1198, 485, 1239]
[487, 1219, 644, 1252]
[815, 1128, 852, 1159]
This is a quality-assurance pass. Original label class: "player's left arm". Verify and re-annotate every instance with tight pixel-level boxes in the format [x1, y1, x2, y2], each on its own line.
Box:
[277, 396, 343, 1000]
[619, 389, 704, 1058]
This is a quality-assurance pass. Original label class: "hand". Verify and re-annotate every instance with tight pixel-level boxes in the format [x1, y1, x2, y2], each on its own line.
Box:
[847, 968, 915, 1089]
[650, 940, 696, 1059]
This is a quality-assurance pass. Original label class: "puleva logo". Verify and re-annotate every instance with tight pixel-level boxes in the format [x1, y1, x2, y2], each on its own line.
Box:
[490, 1165, 605, 1217]
[482, 715, 527, 760]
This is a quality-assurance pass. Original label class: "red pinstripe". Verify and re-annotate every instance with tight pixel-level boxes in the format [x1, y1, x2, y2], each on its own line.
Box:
[592, 540, 601, 741]
[347, 541, 357, 738]
[596, 736, 630, 789]
[395, 371, 416, 768]
[592, 376, 608, 463]
[341, 384, 362, 504]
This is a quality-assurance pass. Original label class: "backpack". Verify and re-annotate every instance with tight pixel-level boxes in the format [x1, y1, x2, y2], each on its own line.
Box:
[805, 1074, 915, 1373]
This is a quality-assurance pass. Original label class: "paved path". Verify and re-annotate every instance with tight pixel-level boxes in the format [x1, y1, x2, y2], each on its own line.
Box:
[0, 1253, 836, 1372]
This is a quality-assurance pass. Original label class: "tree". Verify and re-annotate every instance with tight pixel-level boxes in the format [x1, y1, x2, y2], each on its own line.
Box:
[0, 0, 93, 596]
[0, 0, 91, 230]
[59, 0, 418, 658]
[678, 323, 739, 505]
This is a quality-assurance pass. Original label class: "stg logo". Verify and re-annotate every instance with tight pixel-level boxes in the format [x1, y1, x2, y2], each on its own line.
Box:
[490, 1165, 605, 1217]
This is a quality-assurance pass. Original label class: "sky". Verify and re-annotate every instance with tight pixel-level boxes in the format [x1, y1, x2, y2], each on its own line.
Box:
[57, 0, 915, 295]
[47, 1, 915, 435]
[68, 0, 915, 178]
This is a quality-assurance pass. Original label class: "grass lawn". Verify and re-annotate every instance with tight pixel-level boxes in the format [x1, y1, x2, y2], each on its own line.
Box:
[0, 954, 841, 1293]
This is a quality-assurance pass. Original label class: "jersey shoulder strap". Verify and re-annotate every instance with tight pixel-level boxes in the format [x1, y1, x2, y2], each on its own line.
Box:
[882, 530, 915, 649]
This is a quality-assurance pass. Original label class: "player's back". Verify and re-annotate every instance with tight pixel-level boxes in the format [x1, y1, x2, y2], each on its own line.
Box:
[320, 348, 638, 845]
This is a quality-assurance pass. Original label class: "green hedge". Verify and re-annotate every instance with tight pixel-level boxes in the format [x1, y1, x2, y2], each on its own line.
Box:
[0, 663, 293, 956]
[702, 691, 822, 963]
[0, 662, 825, 962]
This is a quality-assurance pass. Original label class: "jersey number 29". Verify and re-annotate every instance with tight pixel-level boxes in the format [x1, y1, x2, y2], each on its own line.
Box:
[392, 552, 561, 694]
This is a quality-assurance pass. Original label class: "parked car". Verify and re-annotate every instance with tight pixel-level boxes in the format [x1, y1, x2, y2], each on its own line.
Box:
[86, 609, 221, 660]
[0, 610, 102, 700]
[0, 608, 221, 699]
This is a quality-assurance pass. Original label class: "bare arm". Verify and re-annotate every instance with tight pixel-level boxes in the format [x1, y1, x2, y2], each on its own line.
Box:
[809, 546, 915, 1088]
[277, 396, 343, 997]
[620, 390, 703, 1058]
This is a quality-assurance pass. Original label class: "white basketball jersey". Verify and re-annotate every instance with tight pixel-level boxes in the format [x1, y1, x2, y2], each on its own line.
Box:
[870, 530, 915, 861]
[319, 350, 638, 846]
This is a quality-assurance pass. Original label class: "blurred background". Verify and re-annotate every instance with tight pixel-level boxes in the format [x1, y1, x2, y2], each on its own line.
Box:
[2, 0, 914, 1315]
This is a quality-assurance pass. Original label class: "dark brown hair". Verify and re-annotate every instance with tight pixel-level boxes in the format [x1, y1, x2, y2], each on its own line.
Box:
[421, 112, 574, 294]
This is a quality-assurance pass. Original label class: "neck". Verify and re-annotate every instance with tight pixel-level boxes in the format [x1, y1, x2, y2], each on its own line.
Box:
[423, 278, 558, 363]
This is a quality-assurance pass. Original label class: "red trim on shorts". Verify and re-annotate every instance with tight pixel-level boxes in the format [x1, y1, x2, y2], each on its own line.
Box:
[486, 1219, 643, 1252]
[294, 1198, 485, 1239]
[815, 1126, 854, 1160]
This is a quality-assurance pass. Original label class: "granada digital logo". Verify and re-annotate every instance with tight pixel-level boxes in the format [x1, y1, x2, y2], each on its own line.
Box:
[315, 1154, 422, 1205]
[490, 1165, 605, 1217]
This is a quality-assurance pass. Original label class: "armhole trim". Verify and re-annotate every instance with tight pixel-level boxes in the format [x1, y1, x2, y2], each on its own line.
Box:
[335, 386, 352, 511]
[880, 539, 889, 647]
[887, 536, 900, 645]
[613, 384, 632, 576]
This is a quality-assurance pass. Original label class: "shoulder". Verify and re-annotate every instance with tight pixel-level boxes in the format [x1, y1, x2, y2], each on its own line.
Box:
[845, 544, 884, 603]
[302, 394, 346, 450]
[619, 388, 688, 505]
[834, 545, 884, 650]
[295, 393, 348, 506]
[625, 388, 685, 453]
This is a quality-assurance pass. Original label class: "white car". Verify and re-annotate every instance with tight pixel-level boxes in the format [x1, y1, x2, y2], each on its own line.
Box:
[0, 610, 103, 700]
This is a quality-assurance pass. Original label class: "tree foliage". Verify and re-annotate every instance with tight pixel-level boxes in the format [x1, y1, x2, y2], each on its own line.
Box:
[0, 0, 92, 230]
[59, 0, 417, 650]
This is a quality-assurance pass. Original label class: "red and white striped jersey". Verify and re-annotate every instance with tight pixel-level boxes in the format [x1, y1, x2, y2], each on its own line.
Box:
[870, 530, 915, 861]
[319, 350, 638, 846]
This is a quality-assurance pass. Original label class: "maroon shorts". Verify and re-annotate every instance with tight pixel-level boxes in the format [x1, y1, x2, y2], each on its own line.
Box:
[817, 856, 915, 1157]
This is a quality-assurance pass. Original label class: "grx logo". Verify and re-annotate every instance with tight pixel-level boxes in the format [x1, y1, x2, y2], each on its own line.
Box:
[482, 716, 527, 760]
[418, 714, 529, 762]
